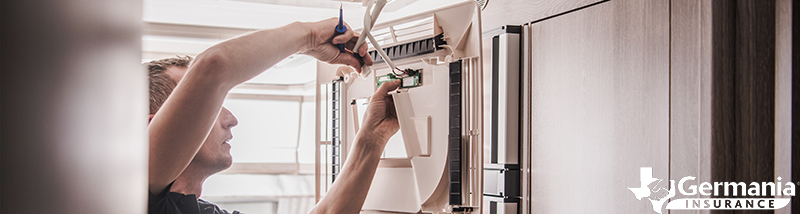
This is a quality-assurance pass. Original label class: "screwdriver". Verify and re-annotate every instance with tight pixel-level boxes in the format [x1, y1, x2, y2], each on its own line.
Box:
[334, 4, 347, 53]
[334, 4, 365, 66]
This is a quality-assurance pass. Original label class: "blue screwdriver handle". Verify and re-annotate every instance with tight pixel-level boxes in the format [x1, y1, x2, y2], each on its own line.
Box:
[335, 5, 362, 66]
[334, 5, 347, 53]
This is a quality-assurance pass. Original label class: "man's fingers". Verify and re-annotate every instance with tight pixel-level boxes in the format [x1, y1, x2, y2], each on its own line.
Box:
[329, 52, 363, 73]
[324, 21, 374, 73]
[358, 43, 368, 56]
[376, 80, 400, 95]
[332, 21, 355, 44]
[332, 31, 354, 44]
[361, 52, 374, 66]
[350, 59, 363, 73]
[338, 35, 373, 66]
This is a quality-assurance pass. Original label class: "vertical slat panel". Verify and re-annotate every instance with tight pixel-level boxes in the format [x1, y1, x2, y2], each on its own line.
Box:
[330, 80, 343, 182]
[775, 0, 793, 214]
[793, 0, 800, 212]
[670, 0, 714, 213]
[520, 23, 532, 214]
[450, 60, 464, 205]
[710, 1, 776, 214]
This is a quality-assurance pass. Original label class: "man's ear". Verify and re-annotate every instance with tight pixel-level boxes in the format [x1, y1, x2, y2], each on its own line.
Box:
[148, 114, 155, 123]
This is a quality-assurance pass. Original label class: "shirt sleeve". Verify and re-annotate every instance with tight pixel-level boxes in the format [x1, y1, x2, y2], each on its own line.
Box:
[197, 198, 242, 214]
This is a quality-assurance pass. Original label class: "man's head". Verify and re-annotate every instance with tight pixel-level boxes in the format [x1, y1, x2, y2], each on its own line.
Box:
[146, 56, 192, 114]
[146, 56, 238, 175]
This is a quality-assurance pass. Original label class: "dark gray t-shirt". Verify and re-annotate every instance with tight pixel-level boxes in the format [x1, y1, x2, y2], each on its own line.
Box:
[149, 182, 241, 214]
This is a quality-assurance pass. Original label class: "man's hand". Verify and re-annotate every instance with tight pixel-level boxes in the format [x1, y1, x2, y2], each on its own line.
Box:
[308, 80, 401, 214]
[300, 18, 374, 73]
[358, 80, 401, 144]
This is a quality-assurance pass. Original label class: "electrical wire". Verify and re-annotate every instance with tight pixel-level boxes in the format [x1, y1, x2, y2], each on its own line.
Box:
[353, 0, 378, 53]
[391, 67, 405, 76]
[352, 0, 405, 76]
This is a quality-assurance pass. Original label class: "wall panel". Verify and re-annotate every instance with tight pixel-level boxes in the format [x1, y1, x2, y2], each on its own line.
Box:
[528, 0, 670, 212]
[710, 2, 776, 214]
[669, 0, 714, 213]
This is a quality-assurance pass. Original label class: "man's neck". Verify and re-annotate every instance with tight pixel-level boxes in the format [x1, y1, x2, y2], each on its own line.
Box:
[170, 168, 211, 198]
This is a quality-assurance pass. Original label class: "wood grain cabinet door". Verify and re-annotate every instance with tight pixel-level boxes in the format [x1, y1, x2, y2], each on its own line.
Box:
[527, 0, 670, 213]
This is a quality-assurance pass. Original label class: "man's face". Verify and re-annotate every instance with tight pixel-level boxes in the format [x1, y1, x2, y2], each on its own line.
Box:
[166, 66, 239, 172]
[192, 106, 238, 171]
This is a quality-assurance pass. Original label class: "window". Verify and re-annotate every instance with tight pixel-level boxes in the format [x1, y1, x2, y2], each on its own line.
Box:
[201, 59, 317, 214]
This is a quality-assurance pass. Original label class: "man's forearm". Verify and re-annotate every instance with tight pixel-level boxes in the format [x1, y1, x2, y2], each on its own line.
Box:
[310, 132, 388, 214]
[309, 79, 400, 213]
[197, 22, 311, 89]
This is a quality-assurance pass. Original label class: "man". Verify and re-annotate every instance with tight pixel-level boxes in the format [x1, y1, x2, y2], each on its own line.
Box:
[146, 18, 401, 214]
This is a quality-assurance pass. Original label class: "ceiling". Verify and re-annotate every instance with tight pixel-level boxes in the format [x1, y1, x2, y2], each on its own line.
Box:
[142, 0, 470, 85]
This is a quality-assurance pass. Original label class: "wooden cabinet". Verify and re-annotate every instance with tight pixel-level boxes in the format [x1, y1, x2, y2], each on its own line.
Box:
[525, 0, 670, 213]
[482, 0, 793, 213]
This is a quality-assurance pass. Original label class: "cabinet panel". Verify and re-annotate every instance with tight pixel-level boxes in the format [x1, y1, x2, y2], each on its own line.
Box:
[669, 1, 713, 213]
[528, 0, 669, 213]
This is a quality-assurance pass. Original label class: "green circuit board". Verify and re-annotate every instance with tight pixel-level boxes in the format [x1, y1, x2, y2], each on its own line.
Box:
[376, 69, 422, 89]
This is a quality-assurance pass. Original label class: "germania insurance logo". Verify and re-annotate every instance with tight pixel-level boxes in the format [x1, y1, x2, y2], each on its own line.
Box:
[628, 167, 796, 213]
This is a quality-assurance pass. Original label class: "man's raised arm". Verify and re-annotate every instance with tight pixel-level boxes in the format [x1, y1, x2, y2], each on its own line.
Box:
[310, 80, 401, 214]
[147, 18, 373, 195]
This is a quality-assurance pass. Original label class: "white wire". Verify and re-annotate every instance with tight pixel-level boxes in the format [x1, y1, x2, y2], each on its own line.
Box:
[354, 0, 385, 53]
[352, 0, 374, 53]
[352, 0, 400, 77]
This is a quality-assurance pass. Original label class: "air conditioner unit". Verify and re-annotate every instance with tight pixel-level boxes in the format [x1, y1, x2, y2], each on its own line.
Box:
[315, 1, 485, 213]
